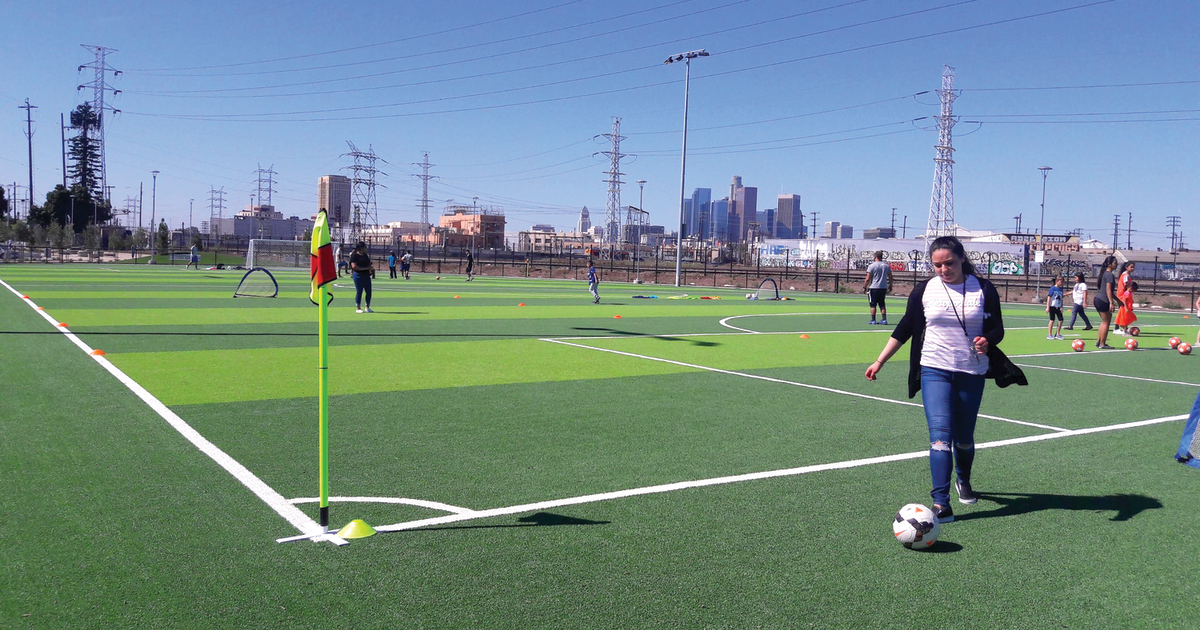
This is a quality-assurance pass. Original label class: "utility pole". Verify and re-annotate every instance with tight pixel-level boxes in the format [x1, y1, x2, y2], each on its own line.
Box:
[925, 65, 960, 245]
[77, 45, 121, 203]
[1112, 214, 1120, 251]
[61, 113, 68, 189]
[1127, 212, 1133, 250]
[902, 215, 908, 239]
[189, 199, 193, 235]
[20, 99, 37, 214]
[810, 211, 819, 240]
[890, 207, 897, 234]
[150, 170, 159, 261]
[1167, 215, 1182, 251]
[412, 152, 437, 237]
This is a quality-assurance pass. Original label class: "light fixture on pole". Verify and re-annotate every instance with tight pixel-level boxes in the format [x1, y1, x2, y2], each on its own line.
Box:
[664, 49, 708, 287]
[1036, 166, 1052, 297]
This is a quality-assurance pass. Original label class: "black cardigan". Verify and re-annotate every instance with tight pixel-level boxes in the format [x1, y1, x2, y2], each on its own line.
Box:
[890, 276, 1011, 399]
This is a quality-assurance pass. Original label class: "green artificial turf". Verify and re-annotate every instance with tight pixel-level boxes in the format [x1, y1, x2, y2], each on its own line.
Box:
[2, 264, 1199, 628]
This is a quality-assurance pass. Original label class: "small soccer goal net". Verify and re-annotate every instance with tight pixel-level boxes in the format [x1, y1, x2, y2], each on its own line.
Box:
[748, 278, 780, 300]
[234, 267, 279, 298]
[246, 239, 311, 269]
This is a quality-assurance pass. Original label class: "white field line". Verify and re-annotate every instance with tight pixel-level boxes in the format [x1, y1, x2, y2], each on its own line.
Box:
[0, 277, 347, 546]
[541, 338, 1067, 432]
[1014, 363, 1200, 387]
[375, 413, 1186, 534]
[289, 496, 477, 515]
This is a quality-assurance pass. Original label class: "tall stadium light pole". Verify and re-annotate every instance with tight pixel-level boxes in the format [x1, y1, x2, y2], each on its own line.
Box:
[472, 196, 479, 255]
[636, 179, 646, 281]
[1036, 166, 1052, 297]
[665, 49, 708, 287]
[150, 170, 159, 260]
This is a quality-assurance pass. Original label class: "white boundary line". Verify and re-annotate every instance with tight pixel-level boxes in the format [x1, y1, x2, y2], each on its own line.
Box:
[0, 277, 347, 546]
[289, 496, 477, 515]
[540, 337, 1068, 432]
[1014, 363, 1200, 387]
[373, 413, 1186, 533]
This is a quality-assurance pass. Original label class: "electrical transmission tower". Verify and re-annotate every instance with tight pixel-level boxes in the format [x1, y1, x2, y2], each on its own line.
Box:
[77, 45, 121, 205]
[925, 65, 960, 247]
[1112, 214, 1121, 251]
[597, 117, 627, 246]
[255, 164, 276, 207]
[412, 152, 437, 235]
[1167, 215, 1182, 250]
[343, 142, 386, 245]
[208, 187, 226, 238]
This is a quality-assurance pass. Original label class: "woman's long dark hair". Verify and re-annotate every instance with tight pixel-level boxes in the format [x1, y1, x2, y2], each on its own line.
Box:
[928, 235, 977, 276]
[1098, 255, 1117, 289]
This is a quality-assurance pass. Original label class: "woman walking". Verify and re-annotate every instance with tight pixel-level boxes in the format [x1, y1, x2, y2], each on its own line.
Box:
[349, 241, 374, 313]
[1115, 261, 1137, 334]
[865, 236, 1021, 523]
[1094, 256, 1121, 348]
[1065, 272, 1092, 331]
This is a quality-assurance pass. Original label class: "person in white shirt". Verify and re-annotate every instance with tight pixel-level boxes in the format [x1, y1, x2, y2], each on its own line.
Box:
[1065, 272, 1092, 330]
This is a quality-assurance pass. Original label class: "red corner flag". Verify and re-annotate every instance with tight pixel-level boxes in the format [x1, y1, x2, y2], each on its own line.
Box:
[310, 210, 336, 305]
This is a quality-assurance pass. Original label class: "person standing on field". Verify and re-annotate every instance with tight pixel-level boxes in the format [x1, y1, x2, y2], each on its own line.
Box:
[186, 243, 199, 269]
[865, 236, 1025, 523]
[1175, 295, 1200, 468]
[863, 251, 893, 325]
[1046, 276, 1065, 340]
[387, 251, 397, 279]
[349, 241, 374, 313]
[401, 250, 413, 279]
[1066, 272, 1092, 331]
[587, 259, 600, 304]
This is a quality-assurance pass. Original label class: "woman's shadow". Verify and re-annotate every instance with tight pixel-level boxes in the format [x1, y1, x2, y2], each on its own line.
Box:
[955, 492, 1162, 523]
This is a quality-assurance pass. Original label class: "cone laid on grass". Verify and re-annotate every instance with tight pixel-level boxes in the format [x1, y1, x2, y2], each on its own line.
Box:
[336, 519, 376, 539]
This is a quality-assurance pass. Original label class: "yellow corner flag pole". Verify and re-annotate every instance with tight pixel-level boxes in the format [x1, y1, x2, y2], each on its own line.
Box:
[310, 210, 336, 530]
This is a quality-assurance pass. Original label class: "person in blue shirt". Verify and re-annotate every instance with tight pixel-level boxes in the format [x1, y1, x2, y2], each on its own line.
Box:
[387, 251, 397, 278]
[587, 259, 599, 304]
[1046, 275, 1065, 340]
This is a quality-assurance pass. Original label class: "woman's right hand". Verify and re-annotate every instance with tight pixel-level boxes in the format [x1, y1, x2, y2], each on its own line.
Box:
[865, 361, 882, 381]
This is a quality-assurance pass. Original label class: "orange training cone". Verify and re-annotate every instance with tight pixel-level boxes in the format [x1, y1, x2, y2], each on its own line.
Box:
[800, 334, 810, 338]
[614, 315, 622, 319]
[90, 349, 105, 356]
[58, 323, 68, 327]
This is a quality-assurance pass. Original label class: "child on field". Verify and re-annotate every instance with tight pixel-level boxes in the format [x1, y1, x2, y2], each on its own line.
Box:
[1046, 276, 1065, 340]
[1066, 272, 1093, 331]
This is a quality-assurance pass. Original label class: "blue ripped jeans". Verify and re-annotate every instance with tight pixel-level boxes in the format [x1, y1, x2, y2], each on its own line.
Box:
[920, 366, 986, 507]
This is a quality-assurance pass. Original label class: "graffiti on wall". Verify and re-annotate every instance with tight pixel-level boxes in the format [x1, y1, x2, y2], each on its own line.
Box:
[755, 239, 1028, 275]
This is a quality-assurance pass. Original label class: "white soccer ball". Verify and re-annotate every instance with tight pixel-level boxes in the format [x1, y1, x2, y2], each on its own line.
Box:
[892, 503, 941, 549]
[746, 293, 754, 299]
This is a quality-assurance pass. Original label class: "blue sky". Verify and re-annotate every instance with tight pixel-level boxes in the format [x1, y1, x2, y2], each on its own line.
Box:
[1, 0, 1197, 249]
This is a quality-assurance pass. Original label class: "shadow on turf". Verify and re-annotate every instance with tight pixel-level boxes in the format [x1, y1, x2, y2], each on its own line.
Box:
[572, 327, 720, 347]
[407, 512, 610, 533]
[955, 492, 1163, 523]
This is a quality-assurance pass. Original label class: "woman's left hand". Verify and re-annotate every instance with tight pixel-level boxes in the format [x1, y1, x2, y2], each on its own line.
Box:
[973, 336, 989, 355]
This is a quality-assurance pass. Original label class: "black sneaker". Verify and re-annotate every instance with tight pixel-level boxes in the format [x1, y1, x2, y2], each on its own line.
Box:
[933, 504, 954, 523]
[955, 478, 978, 504]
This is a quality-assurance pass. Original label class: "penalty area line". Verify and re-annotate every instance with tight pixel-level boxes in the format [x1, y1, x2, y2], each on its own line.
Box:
[540, 337, 1068, 433]
[0, 276, 347, 547]
[375, 413, 1186, 533]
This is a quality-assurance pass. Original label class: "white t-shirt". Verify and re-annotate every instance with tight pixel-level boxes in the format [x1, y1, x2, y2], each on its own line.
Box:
[921, 276, 989, 375]
[1072, 282, 1087, 305]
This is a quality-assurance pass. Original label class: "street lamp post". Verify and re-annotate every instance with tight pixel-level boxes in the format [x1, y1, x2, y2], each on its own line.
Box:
[1036, 166, 1052, 297]
[665, 49, 708, 287]
[472, 196, 479, 256]
[636, 179, 646, 281]
[150, 170, 159, 262]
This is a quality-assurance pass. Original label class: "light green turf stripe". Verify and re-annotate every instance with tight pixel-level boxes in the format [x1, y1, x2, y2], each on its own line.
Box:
[46, 303, 862, 326]
[108, 338, 696, 405]
[581, 332, 889, 370]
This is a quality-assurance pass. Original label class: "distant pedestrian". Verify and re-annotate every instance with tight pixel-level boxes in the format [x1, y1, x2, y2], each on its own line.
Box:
[863, 251, 893, 325]
[1046, 276, 1065, 340]
[587, 259, 600, 304]
[1065, 272, 1093, 331]
[401, 250, 413, 279]
[186, 243, 199, 269]
[1174, 295, 1200, 468]
[1115, 262, 1138, 334]
[349, 241, 374, 313]
[465, 250, 475, 281]
[387, 251, 397, 278]
[1094, 255, 1121, 349]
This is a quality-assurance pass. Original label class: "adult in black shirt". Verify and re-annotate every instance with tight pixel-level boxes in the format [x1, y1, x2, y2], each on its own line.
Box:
[465, 250, 475, 281]
[349, 241, 374, 313]
[1093, 255, 1121, 349]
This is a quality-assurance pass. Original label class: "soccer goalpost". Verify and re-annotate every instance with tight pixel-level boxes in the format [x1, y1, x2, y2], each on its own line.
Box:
[246, 239, 313, 269]
[747, 278, 782, 300]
